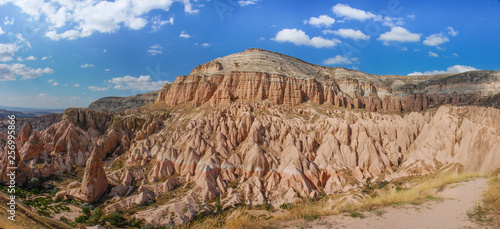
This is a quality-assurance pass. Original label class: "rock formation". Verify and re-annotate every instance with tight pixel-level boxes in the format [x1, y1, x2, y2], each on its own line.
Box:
[157, 48, 499, 111]
[0, 48, 499, 227]
[88, 90, 161, 112]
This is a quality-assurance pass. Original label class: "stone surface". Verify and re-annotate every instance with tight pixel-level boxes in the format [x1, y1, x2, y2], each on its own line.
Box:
[157, 48, 500, 111]
[88, 90, 160, 112]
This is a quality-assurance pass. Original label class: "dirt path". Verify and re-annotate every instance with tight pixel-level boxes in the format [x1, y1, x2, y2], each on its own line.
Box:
[284, 178, 489, 229]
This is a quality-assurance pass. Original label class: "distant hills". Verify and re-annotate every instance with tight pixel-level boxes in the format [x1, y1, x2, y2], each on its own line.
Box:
[0, 106, 64, 119]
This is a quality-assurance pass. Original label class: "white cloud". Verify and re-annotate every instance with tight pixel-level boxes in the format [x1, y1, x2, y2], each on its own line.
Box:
[305, 15, 335, 27]
[0, 43, 19, 62]
[0, 26, 4, 35]
[25, 56, 37, 61]
[447, 27, 458, 37]
[407, 14, 415, 20]
[73, 84, 80, 87]
[80, 63, 95, 68]
[273, 28, 340, 48]
[4, 16, 14, 25]
[88, 86, 109, 92]
[239, 0, 260, 6]
[453, 53, 459, 57]
[38, 93, 47, 97]
[200, 43, 211, 47]
[103, 49, 107, 53]
[48, 79, 58, 86]
[151, 16, 174, 32]
[428, 51, 439, 57]
[378, 26, 420, 45]
[332, 3, 375, 21]
[105, 68, 111, 72]
[148, 50, 162, 55]
[377, 16, 405, 27]
[109, 75, 169, 91]
[179, 31, 191, 38]
[423, 33, 449, 46]
[322, 55, 358, 65]
[408, 65, 477, 76]
[436, 46, 445, 51]
[401, 47, 408, 51]
[324, 29, 370, 40]
[147, 44, 162, 55]
[1, 0, 197, 40]
[0, 63, 54, 81]
[41, 56, 51, 60]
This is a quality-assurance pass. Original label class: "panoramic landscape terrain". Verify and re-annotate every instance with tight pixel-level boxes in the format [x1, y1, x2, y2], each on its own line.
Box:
[0, 1, 499, 229]
[1, 48, 499, 228]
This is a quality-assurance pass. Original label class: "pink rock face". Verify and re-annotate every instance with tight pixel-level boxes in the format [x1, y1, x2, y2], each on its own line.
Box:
[157, 49, 500, 111]
[79, 140, 109, 203]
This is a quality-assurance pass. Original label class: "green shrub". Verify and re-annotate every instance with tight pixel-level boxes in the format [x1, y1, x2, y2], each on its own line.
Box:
[104, 212, 127, 227]
[280, 203, 293, 209]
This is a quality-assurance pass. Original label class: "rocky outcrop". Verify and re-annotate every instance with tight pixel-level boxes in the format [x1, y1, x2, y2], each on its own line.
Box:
[157, 48, 500, 111]
[88, 90, 161, 112]
[0, 113, 62, 135]
[2, 48, 499, 228]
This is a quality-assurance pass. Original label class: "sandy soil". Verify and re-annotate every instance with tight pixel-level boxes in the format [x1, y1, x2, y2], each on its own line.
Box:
[282, 178, 489, 229]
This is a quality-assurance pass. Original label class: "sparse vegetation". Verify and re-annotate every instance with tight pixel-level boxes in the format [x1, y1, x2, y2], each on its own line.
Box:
[467, 171, 500, 227]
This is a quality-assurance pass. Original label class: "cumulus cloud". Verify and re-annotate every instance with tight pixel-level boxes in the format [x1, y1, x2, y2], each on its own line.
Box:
[48, 79, 58, 86]
[428, 51, 439, 57]
[305, 15, 335, 27]
[147, 44, 162, 55]
[324, 29, 370, 41]
[273, 28, 340, 48]
[423, 33, 449, 46]
[332, 3, 375, 21]
[151, 16, 174, 32]
[88, 86, 109, 91]
[80, 63, 95, 68]
[194, 42, 211, 48]
[378, 26, 420, 45]
[109, 75, 170, 91]
[0, 63, 54, 81]
[0, 26, 4, 35]
[1, 0, 198, 40]
[408, 65, 477, 76]
[25, 56, 37, 61]
[447, 27, 458, 37]
[179, 31, 191, 38]
[73, 84, 80, 87]
[239, 0, 260, 6]
[4, 16, 14, 25]
[0, 43, 19, 62]
[322, 55, 358, 65]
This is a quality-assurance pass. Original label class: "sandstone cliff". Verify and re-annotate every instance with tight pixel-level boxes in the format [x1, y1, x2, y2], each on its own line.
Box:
[157, 48, 499, 111]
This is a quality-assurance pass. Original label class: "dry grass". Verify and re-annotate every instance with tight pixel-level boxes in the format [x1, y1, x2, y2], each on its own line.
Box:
[467, 171, 500, 227]
[178, 172, 481, 228]
[483, 172, 500, 211]
[350, 172, 480, 211]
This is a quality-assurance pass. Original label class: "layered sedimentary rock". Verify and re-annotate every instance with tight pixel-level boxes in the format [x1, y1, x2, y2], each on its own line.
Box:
[157, 48, 500, 111]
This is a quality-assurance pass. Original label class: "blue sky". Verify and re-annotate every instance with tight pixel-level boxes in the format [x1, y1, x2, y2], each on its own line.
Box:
[0, 0, 499, 109]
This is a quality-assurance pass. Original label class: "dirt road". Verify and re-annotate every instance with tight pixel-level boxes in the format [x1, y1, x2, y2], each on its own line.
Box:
[285, 178, 488, 229]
